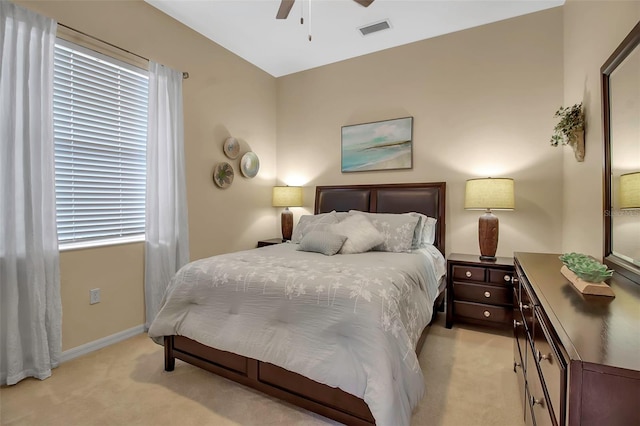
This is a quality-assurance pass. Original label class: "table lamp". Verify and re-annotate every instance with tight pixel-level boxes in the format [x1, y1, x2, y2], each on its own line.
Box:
[465, 178, 515, 260]
[619, 172, 640, 209]
[272, 186, 303, 241]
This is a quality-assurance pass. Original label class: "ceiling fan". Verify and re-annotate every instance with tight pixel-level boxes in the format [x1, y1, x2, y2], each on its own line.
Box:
[276, 0, 375, 20]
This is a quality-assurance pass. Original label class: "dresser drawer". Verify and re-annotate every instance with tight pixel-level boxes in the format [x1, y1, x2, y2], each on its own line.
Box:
[534, 308, 565, 425]
[517, 271, 535, 334]
[452, 265, 485, 282]
[513, 312, 528, 373]
[526, 343, 554, 426]
[453, 301, 512, 324]
[488, 268, 513, 285]
[454, 281, 511, 305]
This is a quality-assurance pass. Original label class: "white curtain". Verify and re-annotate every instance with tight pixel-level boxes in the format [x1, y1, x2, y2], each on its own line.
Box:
[145, 62, 189, 329]
[0, 2, 62, 385]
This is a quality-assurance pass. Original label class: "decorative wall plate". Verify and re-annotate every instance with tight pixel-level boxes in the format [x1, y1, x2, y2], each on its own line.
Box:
[240, 151, 260, 178]
[223, 137, 240, 159]
[213, 162, 234, 188]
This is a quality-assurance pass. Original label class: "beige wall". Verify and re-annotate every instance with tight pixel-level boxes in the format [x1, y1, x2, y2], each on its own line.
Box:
[561, 0, 640, 258]
[16, 0, 638, 352]
[276, 8, 565, 258]
[59, 244, 144, 350]
[16, 0, 278, 351]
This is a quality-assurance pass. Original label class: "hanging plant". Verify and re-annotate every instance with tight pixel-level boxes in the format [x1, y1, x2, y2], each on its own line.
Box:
[550, 103, 585, 162]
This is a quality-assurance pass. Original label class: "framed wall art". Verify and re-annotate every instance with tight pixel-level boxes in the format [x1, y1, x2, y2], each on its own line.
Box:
[341, 117, 413, 173]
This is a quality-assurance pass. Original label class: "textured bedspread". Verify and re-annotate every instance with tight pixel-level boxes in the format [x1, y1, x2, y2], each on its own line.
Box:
[148, 243, 445, 426]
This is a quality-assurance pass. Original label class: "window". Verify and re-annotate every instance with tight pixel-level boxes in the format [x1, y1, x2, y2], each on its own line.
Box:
[53, 39, 149, 249]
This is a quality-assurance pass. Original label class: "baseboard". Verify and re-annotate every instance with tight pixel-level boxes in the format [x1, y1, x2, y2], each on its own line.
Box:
[60, 324, 145, 363]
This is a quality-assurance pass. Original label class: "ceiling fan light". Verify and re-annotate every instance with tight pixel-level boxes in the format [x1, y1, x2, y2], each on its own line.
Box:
[358, 20, 391, 36]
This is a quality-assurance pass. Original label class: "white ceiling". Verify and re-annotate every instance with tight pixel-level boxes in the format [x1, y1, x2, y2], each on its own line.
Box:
[145, 0, 564, 77]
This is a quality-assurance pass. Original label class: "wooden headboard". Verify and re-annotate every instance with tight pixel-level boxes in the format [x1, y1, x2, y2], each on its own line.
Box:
[314, 182, 446, 254]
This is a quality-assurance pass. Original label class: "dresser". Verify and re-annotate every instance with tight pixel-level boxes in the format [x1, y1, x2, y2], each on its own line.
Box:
[513, 252, 640, 426]
[446, 253, 514, 329]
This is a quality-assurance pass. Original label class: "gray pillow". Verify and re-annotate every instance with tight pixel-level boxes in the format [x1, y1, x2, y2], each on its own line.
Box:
[405, 212, 437, 247]
[291, 211, 338, 243]
[297, 231, 347, 256]
[348, 211, 419, 253]
[327, 214, 385, 254]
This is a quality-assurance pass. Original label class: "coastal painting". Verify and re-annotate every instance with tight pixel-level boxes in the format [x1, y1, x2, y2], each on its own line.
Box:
[341, 117, 413, 172]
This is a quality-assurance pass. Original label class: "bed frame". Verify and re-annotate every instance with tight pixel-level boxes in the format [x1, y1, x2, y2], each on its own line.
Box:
[163, 182, 446, 425]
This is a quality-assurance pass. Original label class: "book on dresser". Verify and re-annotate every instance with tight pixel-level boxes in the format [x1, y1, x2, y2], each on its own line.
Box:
[512, 252, 640, 426]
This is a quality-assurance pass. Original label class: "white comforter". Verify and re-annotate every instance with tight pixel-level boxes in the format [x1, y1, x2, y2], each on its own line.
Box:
[148, 243, 445, 426]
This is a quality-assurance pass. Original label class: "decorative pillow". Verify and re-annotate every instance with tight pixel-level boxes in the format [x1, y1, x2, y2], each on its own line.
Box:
[327, 214, 384, 254]
[335, 211, 349, 222]
[348, 211, 419, 253]
[406, 212, 425, 249]
[421, 216, 437, 245]
[406, 212, 438, 247]
[297, 231, 347, 256]
[291, 211, 338, 243]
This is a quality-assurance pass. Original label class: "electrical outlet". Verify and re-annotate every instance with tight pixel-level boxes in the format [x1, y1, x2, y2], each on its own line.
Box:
[90, 288, 100, 305]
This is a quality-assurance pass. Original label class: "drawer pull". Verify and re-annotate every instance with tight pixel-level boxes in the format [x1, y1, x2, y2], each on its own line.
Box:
[513, 361, 521, 372]
[513, 319, 523, 327]
[484, 291, 491, 298]
[536, 350, 551, 363]
[465, 271, 472, 278]
[530, 395, 545, 407]
[519, 302, 530, 310]
[483, 310, 491, 318]
[512, 277, 519, 283]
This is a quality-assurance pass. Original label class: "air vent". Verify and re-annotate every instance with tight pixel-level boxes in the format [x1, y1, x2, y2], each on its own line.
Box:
[358, 20, 391, 36]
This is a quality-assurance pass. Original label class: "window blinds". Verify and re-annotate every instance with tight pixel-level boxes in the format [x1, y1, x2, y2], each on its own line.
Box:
[53, 39, 149, 245]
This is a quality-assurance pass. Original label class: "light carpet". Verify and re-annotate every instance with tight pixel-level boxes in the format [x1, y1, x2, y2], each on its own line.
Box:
[0, 315, 523, 426]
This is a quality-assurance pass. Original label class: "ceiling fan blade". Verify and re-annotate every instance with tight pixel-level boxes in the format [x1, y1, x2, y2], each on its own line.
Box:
[276, 0, 296, 19]
[353, 0, 374, 7]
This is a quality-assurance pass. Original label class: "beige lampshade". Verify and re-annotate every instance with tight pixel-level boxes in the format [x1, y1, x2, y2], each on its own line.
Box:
[465, 178, 515, 210]
[272, 186, 303, 207]
[620, 172, 640, 209]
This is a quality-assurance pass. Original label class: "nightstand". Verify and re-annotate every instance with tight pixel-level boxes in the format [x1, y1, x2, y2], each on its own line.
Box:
[257, 238, 285, 248]
[446, 253, 514, 329]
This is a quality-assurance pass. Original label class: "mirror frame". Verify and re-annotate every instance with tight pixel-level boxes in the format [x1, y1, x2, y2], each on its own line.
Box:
[601, 20, 640, 284]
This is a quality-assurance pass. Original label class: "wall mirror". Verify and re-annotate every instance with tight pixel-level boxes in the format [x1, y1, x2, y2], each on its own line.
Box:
[602, 20, 640, 284]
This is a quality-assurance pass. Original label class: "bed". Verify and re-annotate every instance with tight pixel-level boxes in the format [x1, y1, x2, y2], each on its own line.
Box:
[149, 182, 446, 426]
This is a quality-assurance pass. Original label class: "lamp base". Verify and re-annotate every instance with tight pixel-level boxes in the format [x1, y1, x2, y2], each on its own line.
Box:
[479, 255, 497, 262]
[478, 210, 499, 260]
[281, 208, 293, 241]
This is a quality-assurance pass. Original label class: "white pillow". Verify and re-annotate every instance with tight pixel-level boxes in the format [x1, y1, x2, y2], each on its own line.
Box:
[291, 211, 338, 243]
[297, 231, 347, 256]
[421, 216, 437, 245]
[348, 211, 419, 253]
[327, 214, 384, 254]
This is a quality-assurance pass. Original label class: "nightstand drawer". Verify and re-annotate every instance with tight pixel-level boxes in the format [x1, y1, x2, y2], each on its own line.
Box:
[452, 265, 485, 282]
[453, 300, 512, 324]
[257, 238, 284, 247]
[488, 268, 513, 285]
[453, 281, 511, 305]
